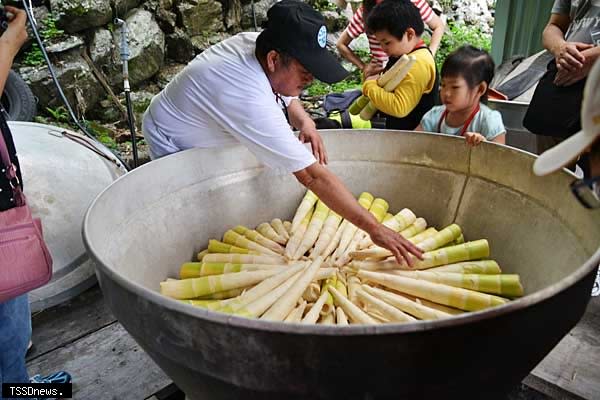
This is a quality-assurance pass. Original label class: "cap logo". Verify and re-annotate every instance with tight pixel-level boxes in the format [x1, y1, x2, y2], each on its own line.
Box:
[317, 25, 327, 48]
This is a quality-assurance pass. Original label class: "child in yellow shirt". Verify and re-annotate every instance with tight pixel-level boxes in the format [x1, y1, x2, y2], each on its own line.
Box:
[362, 0, 438, 130]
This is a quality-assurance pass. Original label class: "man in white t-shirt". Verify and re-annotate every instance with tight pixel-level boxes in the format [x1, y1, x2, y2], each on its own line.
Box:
[142, 0, 423, 265]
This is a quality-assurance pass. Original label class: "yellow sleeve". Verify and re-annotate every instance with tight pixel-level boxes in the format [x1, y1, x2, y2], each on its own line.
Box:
[362, 53, 435, 118]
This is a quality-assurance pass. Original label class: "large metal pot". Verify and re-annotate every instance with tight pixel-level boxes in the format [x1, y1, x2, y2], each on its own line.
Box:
[83, 130, 600, 400]
[10, 121, 126, 311]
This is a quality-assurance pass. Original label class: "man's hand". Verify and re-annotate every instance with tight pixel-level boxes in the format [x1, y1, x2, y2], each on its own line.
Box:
[554, 41, 593, 72]
[464, 132, 485, 146]
[287, 99, 328, 165]
[368, 224, 424, 267]
[299, 124, 328, 165]
[0, 7, 28, 57]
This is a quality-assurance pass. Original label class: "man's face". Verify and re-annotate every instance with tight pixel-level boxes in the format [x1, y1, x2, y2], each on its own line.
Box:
[269, 53, 314, 97]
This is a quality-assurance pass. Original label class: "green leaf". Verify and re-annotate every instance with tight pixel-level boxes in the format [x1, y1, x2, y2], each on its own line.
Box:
[435, 22, 492, 72]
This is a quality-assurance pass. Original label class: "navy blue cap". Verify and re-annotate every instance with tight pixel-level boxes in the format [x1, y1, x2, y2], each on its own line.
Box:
[264, 0, 349, 84]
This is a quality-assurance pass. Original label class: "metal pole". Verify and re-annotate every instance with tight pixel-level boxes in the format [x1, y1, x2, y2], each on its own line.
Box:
[115, 18, 139, 169]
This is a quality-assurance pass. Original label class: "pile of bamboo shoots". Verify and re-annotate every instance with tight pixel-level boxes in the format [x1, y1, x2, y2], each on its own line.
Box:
[159, 190, 524, 325]
[348, 54, 417, 121]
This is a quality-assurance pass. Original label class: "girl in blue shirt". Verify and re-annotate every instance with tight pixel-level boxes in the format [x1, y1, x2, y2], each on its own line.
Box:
[416, 45, 506, 146]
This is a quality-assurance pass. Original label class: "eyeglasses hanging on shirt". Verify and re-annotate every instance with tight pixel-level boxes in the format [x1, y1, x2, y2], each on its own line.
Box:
[274, 92, 290, 124]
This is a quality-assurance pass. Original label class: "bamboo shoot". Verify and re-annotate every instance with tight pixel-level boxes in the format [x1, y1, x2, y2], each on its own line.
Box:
[357, 270, 508, 311]
[291, 190, 318, 233]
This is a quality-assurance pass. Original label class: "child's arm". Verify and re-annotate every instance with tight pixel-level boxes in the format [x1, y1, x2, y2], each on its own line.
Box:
[362, 66, 428, 118]
[491, 133, 506, 145]
[480, 109, 507, 145]
[426, 14, 446, 56]
[414, 124, 424, 132]
[363, 62, 385, 79]
[337, 7, 371, 72]
[336, 30, 365, 71]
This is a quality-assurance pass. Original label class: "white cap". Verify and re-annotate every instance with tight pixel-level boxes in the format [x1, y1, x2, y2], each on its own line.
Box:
[533, 59, 600, 176]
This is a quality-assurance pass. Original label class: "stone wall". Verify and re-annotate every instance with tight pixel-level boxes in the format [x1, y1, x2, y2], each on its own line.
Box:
[15, 0, 348, 123]
[433, 0, 495, 35]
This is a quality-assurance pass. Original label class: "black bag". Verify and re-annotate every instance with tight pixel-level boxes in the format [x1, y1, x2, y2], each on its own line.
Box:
[315, 90, 362, 129]
[0, 107, 23, 211]
[323, 89, 363, 114]
[523, 59, 586, 138]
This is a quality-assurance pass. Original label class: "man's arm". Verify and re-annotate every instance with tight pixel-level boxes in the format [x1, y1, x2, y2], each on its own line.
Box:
[287, 99, 328, 164]
[287, 98, 314, 131]
[294, 162, 423, 265]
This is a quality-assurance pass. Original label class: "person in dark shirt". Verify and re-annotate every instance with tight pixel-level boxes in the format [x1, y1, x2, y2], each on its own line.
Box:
[533, 59, 600, 296]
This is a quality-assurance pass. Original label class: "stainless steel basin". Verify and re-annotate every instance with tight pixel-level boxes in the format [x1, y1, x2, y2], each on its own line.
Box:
[83, 130, 600, 400]
[10, 121, 126, 311]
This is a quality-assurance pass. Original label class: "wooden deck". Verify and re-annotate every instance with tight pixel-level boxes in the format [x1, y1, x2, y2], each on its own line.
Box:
[26, 285, 599, 400]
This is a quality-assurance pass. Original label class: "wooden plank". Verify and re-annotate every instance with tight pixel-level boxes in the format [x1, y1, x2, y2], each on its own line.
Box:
[28, 285, 116, 361]
[532, 296, 600, 400]
[27, 322, 172, 399]
[506, 382, 555, 400]
[523, 374, 586, 400]
[149, 382, 554, 400]
[25, 283, 598, 400]
[148, 383, 185, 400]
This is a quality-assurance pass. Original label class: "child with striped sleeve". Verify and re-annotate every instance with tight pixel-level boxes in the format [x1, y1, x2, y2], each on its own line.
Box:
[336, 0, 445, 78]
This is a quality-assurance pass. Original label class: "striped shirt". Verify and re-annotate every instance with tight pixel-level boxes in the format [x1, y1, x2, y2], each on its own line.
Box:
[346, 0, 435, 66]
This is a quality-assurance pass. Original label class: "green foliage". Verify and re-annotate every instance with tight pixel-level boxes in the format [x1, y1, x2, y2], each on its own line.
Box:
[435, 22, 492, 72]
[35, 113, 119, 149]
[41, 15, 64, 40]
[34, 115, 74, 132]
[133, 98, 152, 114]
[45, 106, 69, 123]
[308, 0, 338, 12]
[306, 71, 362, 96]
[70, 5, 87, 16]
[22, 47, 44, 67]
[85, 120, 118, 149]
[22, 15, 65, 67]
[354, 48, 372, 64]
[306, 81, 331, 96]
[437, 0, 453, 13]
